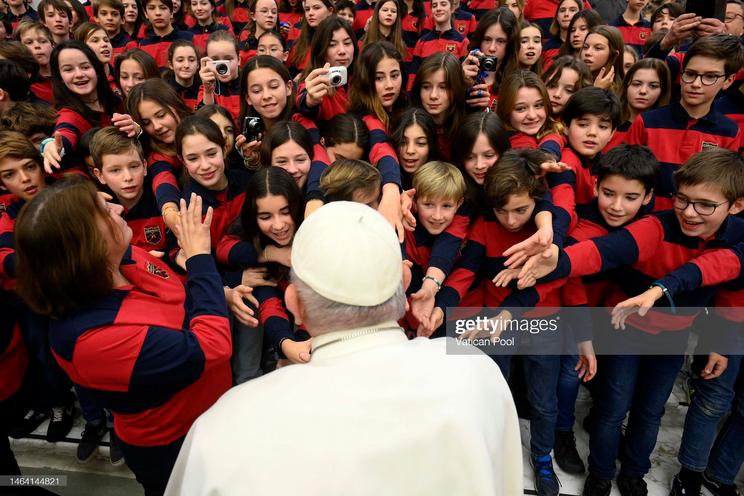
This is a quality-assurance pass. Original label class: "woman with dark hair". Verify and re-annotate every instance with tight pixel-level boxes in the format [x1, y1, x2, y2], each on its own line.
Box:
[543, 0, 582, 62]
[236, 0, 278, 64]
[400, 0, 427, 57]
[298, 15, 358, 122]
[14, 178, 237, 496]
[42, 40, 139, 176]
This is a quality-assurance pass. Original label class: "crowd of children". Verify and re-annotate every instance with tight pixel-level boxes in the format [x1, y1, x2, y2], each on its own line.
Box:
[0, 0, 744, 495]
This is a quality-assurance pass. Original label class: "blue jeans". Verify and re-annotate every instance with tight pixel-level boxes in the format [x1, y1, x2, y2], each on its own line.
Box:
[678, 354, 742, 474]
[588, 351, 684, 479]
[497, 328, 563, 456]
[706, 379, 744, 485]
[557, 354, 581, 431]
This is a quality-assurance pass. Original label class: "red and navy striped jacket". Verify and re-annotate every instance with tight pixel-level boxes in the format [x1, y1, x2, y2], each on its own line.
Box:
[421, 8, 476, 38]
[238, 29, 258, 65]
[714, 84, 744, 155]
[603, 120, 631, 153]
[182, 167, 251, 252]
[30, 77, 53, 104]
[0, 199, 23, 290]
[562, 199, 651, 307]
[436, 209, 566, 310]
[110, 31, 138, 59]
[404, 204, 470, 284]
[138, 29, 195, 68]
[219, 3, 251, 33]
[187, 20, 232, 55]
[147, 151, 182, 211]
[465, 0, 497, 21]
[49, 247, 231, 447]
[296, 83, 348, 122]
[624, 100, 741, 209]
[55, 108, 113, 176]
[120, 178, 172, 253]
[542, 35, 562, 67]
[352, 0, 376, 39]
[0, 298, 27, 402]
[545, 145, 598, 221]
[166, 75, 201, 111]
[508, 130, 564, 160]
[359, 112, 401, 187]
[408, 28, 469, 90]
[551, 210, 744, 333]
[288, 112, 330, 201]
[402, 12, 427, 57]
[253, 280, 310, 356]
[7, 7, 39, 30]
[197, 75, 241, 121]
[611, 15, 651, 56]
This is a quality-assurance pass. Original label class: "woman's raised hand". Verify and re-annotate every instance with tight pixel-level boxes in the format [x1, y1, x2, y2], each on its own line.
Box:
[177, 193, 213, 259]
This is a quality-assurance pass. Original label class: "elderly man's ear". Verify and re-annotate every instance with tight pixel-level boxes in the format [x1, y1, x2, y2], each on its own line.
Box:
[285, 284, 305, 326]
[402, 261, 413, 293]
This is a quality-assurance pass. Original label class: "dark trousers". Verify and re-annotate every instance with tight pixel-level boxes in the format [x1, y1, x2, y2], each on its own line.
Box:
[118, 435, 185, 496]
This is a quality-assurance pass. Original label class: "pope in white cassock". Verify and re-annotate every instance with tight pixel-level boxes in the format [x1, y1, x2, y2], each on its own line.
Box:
[165, 201, 522, 496]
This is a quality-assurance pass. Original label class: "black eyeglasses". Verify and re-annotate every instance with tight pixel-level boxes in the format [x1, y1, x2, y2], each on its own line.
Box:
[680, 70, 727, 86]
[725, 13, 744, 22]
[673, 194, 729, 216]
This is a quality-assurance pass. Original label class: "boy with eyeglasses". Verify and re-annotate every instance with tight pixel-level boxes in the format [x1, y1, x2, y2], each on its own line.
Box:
[625, 34, 743, 210]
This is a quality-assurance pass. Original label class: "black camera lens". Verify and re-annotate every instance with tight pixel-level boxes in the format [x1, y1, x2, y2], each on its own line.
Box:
[330, 74, 342, 85]
[216, 63, 229, 75]
[480, 57, 497, 72]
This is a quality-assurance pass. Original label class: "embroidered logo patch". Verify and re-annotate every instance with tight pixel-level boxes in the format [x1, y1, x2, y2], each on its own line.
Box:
[457, 24, 465, 32]
[639, 31, 647, 39]
[0, 201, 5, 213]
[146, 261, 169, 279]
[701, 141, 720, 151]
[446, 43, 456, 52]
[144, 226, 162, 245]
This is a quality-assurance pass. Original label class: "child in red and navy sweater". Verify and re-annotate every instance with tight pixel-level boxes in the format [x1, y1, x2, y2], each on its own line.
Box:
[138, 0, 194, 68]
[197, 31, 242, 121]
[90, 127, 174, 255]
[625, 35, 742, 210]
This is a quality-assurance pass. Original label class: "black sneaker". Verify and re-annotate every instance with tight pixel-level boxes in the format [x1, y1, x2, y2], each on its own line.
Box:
[618, 475, 648, 496]
[76, 421, 106, 463]
[702, 472, 740, 496]
[583, 474, 612, 496]
[46, 402, 75, 442]
[532, 454, 560, 496]
[108, 428, 124, 466]
[554, 429, 585, 474]
[9, 409, 49, 439]
[670, 470, 702, 496]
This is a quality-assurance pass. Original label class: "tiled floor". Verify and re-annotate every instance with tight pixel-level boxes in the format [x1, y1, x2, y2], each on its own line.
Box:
[10, 371, 744, 496]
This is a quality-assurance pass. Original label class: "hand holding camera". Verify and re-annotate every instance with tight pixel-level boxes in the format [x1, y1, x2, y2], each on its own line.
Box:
[199, 56, 217, 93]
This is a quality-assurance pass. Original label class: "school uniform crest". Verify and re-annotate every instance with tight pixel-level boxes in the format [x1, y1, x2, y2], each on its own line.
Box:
[0, 201, 5, 213]
[457, 24, 465, 33]
[701, 141, 720, 151]
[639, 31, 647, 39]
[446, 43, 456, 52]
[412, 19, 418, 29]
[144, 225, 162, 245]
[146, 261, 169, 279]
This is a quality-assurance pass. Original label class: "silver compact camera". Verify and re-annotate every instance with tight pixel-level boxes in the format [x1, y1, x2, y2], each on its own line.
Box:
[327, 66, 348, 87]
[209, 60, 231, 76]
